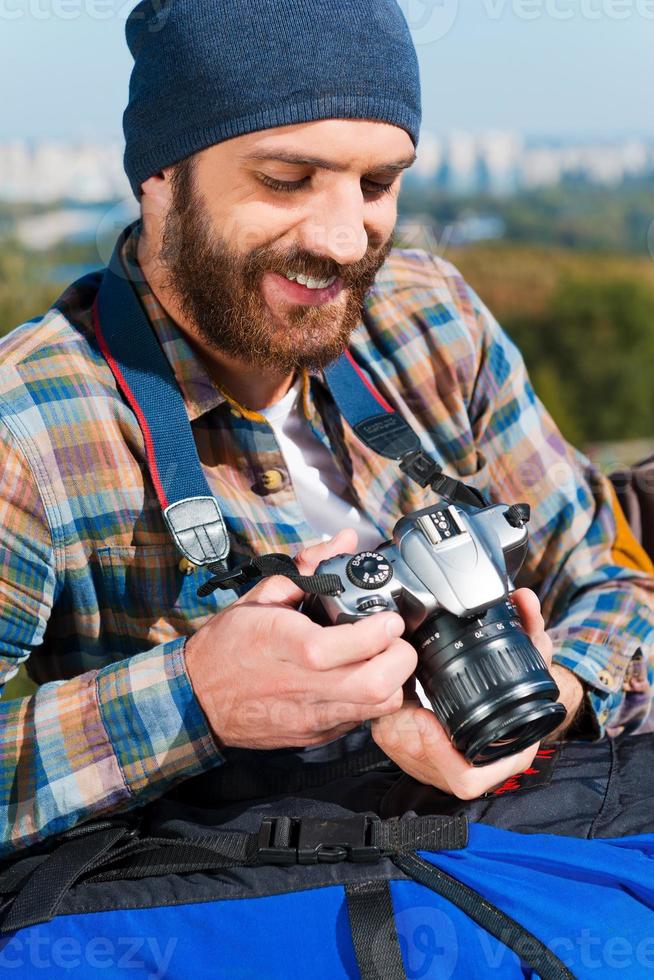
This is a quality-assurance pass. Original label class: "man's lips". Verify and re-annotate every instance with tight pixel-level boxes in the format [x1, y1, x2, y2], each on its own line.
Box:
[261, 271, 346, 308]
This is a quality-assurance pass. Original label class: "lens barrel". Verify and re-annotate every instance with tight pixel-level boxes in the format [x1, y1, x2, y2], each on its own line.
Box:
[413, 599, 566, 766]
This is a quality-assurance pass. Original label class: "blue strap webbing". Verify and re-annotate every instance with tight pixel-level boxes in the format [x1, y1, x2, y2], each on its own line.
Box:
[94, 229, 229, 565]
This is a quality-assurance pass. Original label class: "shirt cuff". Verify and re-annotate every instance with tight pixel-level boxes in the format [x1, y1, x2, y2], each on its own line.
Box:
[96, 636, 223, 800]
[550, 628, 635, 737]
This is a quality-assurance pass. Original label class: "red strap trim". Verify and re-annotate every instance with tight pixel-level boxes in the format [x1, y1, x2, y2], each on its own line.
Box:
[92, 299, 169, 509]
[343, 350, 394, 414]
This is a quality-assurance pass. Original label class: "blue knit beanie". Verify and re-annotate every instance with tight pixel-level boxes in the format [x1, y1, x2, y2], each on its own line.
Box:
[123, 0, 421, 200]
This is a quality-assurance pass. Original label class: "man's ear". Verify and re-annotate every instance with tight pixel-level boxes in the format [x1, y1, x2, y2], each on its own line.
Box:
[140, 167, 174, 219]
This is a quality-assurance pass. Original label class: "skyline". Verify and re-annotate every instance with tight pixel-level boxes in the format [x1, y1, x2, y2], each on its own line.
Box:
[0, 2, 653, 142]
[3, 129, 653, 206]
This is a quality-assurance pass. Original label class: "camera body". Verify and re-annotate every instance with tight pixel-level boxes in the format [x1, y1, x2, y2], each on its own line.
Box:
[306, 501, 566, 765]
[309, 502, 530, 629]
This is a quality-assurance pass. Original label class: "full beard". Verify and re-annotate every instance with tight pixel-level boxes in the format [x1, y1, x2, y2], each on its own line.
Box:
[157, 161, 395, 376]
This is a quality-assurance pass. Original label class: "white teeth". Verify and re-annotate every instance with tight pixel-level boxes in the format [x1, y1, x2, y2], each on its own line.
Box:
[283, 272, 337, 290]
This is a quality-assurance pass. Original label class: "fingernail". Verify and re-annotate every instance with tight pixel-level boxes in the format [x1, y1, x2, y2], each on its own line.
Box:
[386, 616, 405, 639]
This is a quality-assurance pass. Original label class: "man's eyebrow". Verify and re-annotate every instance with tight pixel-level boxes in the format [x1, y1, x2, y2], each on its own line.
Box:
[242, 150, 417, 174]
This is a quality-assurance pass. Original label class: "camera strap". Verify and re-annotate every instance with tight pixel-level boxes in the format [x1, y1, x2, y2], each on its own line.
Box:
[93, 226, 486, 581]
[322, 351, 488, 510]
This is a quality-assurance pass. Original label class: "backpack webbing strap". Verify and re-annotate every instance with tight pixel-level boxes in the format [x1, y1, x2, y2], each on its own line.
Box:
[393, 851, 575, 980]
[0, 815, 468, 930]
[345, 879, 407, 980]
[88, 815, 468, 882]
[1, 826, 129, 935]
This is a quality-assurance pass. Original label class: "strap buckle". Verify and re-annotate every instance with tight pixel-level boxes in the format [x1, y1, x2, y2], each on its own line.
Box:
[257, 815, 382, 866]
[399, 449, 443, 488]
[163, 496, 230, 565]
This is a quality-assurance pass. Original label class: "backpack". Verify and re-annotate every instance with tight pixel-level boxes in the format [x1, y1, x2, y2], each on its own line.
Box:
[1, 732, 653, 980]
[610, 455, 654, 562]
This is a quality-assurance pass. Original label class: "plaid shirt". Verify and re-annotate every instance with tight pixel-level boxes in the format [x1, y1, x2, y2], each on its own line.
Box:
[0, 219, 652, 857]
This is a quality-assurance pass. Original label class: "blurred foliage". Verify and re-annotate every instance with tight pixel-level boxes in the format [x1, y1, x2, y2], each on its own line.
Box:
[401, 177, 654, 255]
[448, 243, 654, 446]
[0, 238, 66, 332]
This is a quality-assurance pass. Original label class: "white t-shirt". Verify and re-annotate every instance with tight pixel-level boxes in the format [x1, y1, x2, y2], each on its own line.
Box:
[260, 382, 432, 710]
[259, 381, 382, 551]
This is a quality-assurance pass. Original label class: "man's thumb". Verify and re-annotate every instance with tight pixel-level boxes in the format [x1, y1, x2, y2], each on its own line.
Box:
[295, 528, 359, 576]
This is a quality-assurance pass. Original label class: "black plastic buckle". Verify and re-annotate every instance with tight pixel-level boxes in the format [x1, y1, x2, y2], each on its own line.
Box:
[399, 450, 443, 489]
[257, 815, 382, 866]
[197, 559, 260, 597]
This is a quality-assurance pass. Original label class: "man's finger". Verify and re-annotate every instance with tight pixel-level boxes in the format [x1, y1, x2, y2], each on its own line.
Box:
[295, 528, 358, 575]
[512, 588, 546, 638]
[318, 639, 418, 706]
[286, 613, 406, 670]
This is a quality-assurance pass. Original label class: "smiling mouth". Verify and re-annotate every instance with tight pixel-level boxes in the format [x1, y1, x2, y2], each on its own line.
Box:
[261, 271, 346, 309]
[279, 271, 339, 290]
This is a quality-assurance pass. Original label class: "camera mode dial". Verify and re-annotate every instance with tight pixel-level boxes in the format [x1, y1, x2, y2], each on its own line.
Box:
[346, 552, 393, 590]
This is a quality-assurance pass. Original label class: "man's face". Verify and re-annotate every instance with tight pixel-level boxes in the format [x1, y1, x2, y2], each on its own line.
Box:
[156, 119, 416, 375]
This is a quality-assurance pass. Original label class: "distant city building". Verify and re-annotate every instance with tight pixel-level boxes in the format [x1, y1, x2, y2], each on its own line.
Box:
[0, 133, 653, 213]
[410, 131, 654, 195]
[0, 139, 129, 204]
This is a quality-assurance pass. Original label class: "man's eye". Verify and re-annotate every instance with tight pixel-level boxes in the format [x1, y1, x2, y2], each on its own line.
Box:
[258, 175, 396, 197]
[258, 175, 309, 193]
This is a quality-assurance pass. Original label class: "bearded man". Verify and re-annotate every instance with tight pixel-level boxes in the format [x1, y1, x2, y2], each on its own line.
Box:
[0, 0, 652, 857]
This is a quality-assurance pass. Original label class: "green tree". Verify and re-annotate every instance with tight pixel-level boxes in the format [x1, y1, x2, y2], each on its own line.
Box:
[506, 276, 654, 443]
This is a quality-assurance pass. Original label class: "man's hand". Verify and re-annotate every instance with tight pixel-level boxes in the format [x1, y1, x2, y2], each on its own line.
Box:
[184, 530, 418, 751]
[371, 588, 576, 800]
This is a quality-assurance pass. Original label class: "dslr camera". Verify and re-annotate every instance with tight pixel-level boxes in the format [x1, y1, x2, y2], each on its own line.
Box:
[304, 500, 566, 766]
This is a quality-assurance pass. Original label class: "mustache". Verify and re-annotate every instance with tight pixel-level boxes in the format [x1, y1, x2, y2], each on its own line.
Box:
[244, 240, 394, 287]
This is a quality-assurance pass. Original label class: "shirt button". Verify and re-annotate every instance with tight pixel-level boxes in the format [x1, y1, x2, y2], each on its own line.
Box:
[261, 469, 286, 492]
[597, 669, 614, 689]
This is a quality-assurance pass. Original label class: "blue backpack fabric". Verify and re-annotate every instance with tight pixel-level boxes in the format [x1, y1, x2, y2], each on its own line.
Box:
[1, 733, 653, 980]
[0, 817, 652, 979]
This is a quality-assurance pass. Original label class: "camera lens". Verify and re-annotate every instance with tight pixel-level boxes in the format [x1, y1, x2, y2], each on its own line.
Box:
[412, 599, 566, 766]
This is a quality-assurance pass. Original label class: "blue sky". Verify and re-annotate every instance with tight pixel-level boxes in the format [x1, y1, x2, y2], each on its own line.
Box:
[1, 0, 652, 142]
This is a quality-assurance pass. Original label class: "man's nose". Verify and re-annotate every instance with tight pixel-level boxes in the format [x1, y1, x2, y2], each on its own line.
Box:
[296, 187, 370, 267]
